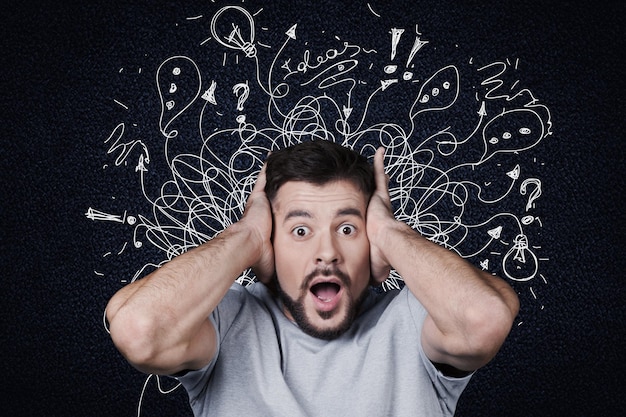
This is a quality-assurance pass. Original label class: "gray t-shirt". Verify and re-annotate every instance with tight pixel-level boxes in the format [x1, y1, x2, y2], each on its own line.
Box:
[177, 283, 472, 416]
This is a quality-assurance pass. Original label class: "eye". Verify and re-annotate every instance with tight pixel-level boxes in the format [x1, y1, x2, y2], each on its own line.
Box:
[292, 226, 310, 237]
[338, 224, 356, 236]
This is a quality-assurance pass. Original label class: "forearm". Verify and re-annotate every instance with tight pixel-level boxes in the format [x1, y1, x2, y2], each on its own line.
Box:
[106, 221, 261, 373]
[379, 220, 519, 365]
[367, 146, 517, 370]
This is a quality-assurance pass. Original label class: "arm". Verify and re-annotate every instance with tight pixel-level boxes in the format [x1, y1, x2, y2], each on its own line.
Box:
[106, 165, 274, 376]
[367, 147, 519, 373]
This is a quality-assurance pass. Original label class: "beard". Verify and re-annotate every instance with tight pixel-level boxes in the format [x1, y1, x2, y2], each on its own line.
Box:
[275, 267, 369, 340]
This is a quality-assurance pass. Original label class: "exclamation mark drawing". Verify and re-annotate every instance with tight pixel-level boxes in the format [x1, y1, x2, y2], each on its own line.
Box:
[404, 25, 429, 81]
[382, 28, 404, 90]
[389, 28, 404, 64]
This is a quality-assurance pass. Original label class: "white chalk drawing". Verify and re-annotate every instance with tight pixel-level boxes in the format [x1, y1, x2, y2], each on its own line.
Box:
[88, 3, 552, 413]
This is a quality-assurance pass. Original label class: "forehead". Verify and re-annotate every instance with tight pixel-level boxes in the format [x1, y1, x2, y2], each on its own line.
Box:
[272, 180, 368, 219]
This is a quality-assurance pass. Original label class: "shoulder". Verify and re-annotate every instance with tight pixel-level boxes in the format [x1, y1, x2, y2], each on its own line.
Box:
[354, 285, 428, 338]
[363, 285, 425, 316]
[220, 281, 268, 301]
[216, 281, 279, 317]
[211, 282, 262, 327]
[361, 286, 401, 310]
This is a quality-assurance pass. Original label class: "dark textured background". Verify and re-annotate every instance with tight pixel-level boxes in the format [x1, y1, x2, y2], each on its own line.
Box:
[2, 1, 624, 416]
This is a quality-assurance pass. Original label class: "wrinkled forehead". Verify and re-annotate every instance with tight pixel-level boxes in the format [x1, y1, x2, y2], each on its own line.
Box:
[270, 180, 369, 214]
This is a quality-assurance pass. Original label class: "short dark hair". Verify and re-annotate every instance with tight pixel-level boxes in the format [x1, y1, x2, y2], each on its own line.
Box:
[264, 140, 375, 202]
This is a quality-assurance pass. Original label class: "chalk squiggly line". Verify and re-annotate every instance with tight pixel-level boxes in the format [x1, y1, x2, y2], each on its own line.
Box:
[94, 4, 552, 290]
[92, 5, 553, 410]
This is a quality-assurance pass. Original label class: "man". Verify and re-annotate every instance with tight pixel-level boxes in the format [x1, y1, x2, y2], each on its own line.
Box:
[107, 140, 519, 416]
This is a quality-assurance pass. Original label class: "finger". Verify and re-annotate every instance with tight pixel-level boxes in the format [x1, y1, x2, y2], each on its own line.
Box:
[373, 146, 389, 194]
[250, 158, 268, 195]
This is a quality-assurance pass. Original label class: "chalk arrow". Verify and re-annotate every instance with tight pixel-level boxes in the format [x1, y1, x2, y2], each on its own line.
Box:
[487, 226, 503, 239]
[135, 154, 149, 172]
[286, 24, 297, 40]
[342, 105, 353, 119]
[201, 80, 218, 105]
[478, 101, 487, 116]
[85, 208, 126, 223]
[381, 79, 398, 91]
[506, 164, 520, 180]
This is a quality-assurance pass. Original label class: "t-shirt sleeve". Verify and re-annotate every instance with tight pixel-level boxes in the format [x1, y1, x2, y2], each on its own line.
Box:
[404, 287, 474, 414]
[174, 283, 248, 395]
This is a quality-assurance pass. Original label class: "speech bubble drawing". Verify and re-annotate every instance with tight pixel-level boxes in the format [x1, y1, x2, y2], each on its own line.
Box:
[479, 108, 544, 163]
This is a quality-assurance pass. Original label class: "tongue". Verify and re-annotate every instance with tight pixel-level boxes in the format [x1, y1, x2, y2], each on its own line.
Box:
[312, 283, 339, 301]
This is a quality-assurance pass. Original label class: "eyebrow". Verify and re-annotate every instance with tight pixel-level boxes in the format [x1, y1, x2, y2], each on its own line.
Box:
[336, 207, 364, 219]
[284, 209, 312, 222]
[282, 207, 364, 223]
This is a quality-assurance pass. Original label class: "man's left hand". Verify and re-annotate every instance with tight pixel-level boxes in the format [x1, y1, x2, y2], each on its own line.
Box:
[367, 147, 395, 284]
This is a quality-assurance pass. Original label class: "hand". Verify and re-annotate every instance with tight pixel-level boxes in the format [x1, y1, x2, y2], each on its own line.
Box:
[367, 147, 395, 284]
[240, 162, 275, 283]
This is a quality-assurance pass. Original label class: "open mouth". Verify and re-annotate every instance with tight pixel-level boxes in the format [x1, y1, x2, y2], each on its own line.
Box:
[311, 282, 341, 302]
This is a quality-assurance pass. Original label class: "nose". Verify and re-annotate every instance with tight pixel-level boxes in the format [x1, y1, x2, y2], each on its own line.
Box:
[315, 230, 340, 266]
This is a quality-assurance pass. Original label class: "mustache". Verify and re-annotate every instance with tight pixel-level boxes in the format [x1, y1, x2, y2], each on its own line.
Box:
[301, 266, 350, 291]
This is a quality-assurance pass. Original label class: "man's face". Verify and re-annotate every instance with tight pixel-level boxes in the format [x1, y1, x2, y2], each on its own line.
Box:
[271, 180, 371, 340]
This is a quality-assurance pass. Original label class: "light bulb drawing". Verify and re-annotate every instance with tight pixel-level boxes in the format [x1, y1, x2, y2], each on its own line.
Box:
[502, 234, 538, 282]
[98, 3, 552, 302]
[210, 6, 257, 58]
[94, 4, 558, 413]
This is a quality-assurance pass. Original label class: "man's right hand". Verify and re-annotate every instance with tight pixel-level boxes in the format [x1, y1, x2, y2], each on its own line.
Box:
[239, 162, 275, 283]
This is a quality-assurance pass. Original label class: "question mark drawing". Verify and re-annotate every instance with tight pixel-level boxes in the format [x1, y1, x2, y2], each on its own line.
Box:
[233, 81, 250, 125]
[233, 81, 250, 111]
[520, 178, 542, 211]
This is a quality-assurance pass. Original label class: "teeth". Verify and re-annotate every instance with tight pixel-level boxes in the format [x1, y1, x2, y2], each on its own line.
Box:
[317, 296, 331, 302]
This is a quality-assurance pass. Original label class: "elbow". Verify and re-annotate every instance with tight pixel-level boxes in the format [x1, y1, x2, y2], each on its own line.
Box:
[108, 309, 162, 373]
[466, 291, 519, 364]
